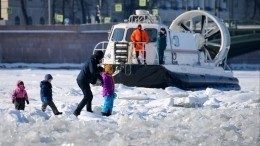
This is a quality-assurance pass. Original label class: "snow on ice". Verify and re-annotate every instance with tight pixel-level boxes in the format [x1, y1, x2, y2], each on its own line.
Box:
[0, 68, 259, 146]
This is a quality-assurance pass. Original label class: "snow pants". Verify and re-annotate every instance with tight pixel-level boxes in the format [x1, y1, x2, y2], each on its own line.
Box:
[101, 95, 114, 115]
[14, 98, 25, 110]
[42, 101, 59, 115]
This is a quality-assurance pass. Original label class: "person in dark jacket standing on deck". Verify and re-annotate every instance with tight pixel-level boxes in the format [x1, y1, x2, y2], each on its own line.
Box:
[157, 28, 167, 64]
[73, 51, 104, 117]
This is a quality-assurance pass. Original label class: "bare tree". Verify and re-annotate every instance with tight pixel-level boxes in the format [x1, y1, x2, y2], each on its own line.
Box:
[251, 0, 259, 19]
[148, 0, 159, 10]
[52, 0, 56, 24]
[0, 1, 2, 20]
[71, 0, 75, 24]
[214, 0, 219, 17]
[80, 0, 86, 24]
[20, 0, 29, 25]
[62, 0, 65, 24]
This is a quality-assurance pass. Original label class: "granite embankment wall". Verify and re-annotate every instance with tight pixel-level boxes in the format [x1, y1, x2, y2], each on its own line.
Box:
[0, 24, 112, 63]
[0, 24, 259, 64]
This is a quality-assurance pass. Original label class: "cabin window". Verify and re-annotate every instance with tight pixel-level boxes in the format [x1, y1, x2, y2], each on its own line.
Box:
[172, 36, 180, 47]
[15, 16, 20, 25]
[144, 28, 157, 42]
[111, 28, 125, 41]
[126, 28, 135, 42]
[125, 28, 136, 42]
[125, 28, 157, 42]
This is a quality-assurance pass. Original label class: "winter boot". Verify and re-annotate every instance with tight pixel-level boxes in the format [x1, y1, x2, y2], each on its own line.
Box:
[73, 110, 80, 117]
[107, 109, 111, 116]
[101, 112, 107, 116]
[55, 112, 62, 115]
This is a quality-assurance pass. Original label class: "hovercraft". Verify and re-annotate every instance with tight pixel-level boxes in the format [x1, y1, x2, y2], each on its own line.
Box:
[93, 10, 240, 90]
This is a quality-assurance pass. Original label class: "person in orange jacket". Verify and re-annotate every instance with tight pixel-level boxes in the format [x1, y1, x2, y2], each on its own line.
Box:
[130, 24, 149, 64]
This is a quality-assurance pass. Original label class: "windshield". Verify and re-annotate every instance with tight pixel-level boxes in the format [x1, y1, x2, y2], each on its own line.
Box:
[111, 28, 125, 41]
[126, 28, 157, 42]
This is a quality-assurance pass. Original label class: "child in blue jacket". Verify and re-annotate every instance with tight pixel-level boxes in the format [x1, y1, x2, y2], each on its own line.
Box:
[40, 74, 62, 115]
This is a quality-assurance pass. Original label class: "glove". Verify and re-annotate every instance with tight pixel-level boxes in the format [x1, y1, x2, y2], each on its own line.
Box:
[97, 66, 104, 73]
[41, 97, 48, 104]
[12, 99, 15, 104]
[113, 93, 117, 99]
[26, 100, 29, 104]
[90, 77, 97, 85]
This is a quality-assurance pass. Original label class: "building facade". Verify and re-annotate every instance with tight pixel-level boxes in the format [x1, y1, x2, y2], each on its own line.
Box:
[0, 0, 259, 26]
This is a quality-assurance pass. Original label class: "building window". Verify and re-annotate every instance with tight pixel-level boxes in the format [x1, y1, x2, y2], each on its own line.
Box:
[40, 17, 45, 25]
[193, 0, 200, 9]
[75, 18, 81, 24]
[235, 0, 238, 8]
[28, 17, 33, 25]
[15, 16, 20, 25]
[205, 0, 212, 11]
[159, 1, 167, 9]
[172, 0, 179, 10]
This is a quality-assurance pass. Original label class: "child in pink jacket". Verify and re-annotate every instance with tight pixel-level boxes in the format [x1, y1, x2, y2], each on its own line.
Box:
[11, 80, 29, 110]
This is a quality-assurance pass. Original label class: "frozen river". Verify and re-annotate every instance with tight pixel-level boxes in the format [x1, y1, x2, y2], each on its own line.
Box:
[0, 69, 259, 146]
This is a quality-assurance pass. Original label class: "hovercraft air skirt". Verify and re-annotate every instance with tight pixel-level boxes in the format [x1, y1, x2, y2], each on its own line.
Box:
[113, 65, 240, 90]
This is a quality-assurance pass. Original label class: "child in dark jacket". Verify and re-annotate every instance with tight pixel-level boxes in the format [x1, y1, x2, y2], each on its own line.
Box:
[101, 65, 116, 116]
[11, 80, 29, 110]
[40, 74, 62, 115]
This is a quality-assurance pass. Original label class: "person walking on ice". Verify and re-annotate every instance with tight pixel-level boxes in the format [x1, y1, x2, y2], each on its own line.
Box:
[40, 74, 62, 115]
[11, 80, 29, 110]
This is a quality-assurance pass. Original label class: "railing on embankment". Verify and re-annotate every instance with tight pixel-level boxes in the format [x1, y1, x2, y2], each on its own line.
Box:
[0, 24, 259, 64]
[228, 33, 260, 58]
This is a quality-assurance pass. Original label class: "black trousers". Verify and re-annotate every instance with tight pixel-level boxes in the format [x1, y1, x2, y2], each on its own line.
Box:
[158, 49, 165, 64]
[42, 101, 59, 114]
[14, 98, 25, 110]
[74, 81, 93, 115]
[136, 50, 146, 64]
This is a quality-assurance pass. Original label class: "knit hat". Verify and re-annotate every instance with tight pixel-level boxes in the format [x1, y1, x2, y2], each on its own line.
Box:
[45, 74, 53, 80]
[94, 51, 104, 61]
[17, 80, 24, 86]
[160, 28, 166, 32]
[104, 65, 113, 73]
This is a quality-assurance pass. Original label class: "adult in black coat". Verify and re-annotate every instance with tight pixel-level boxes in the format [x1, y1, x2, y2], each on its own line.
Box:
[73, 51, 104, 116]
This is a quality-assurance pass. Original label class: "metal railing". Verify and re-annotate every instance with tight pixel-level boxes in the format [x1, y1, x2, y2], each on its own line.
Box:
[92, 41, 108, 54]
[93, 41, 160, 65]
[128, 15, 161, 24]
[128, 42, 159, 65]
